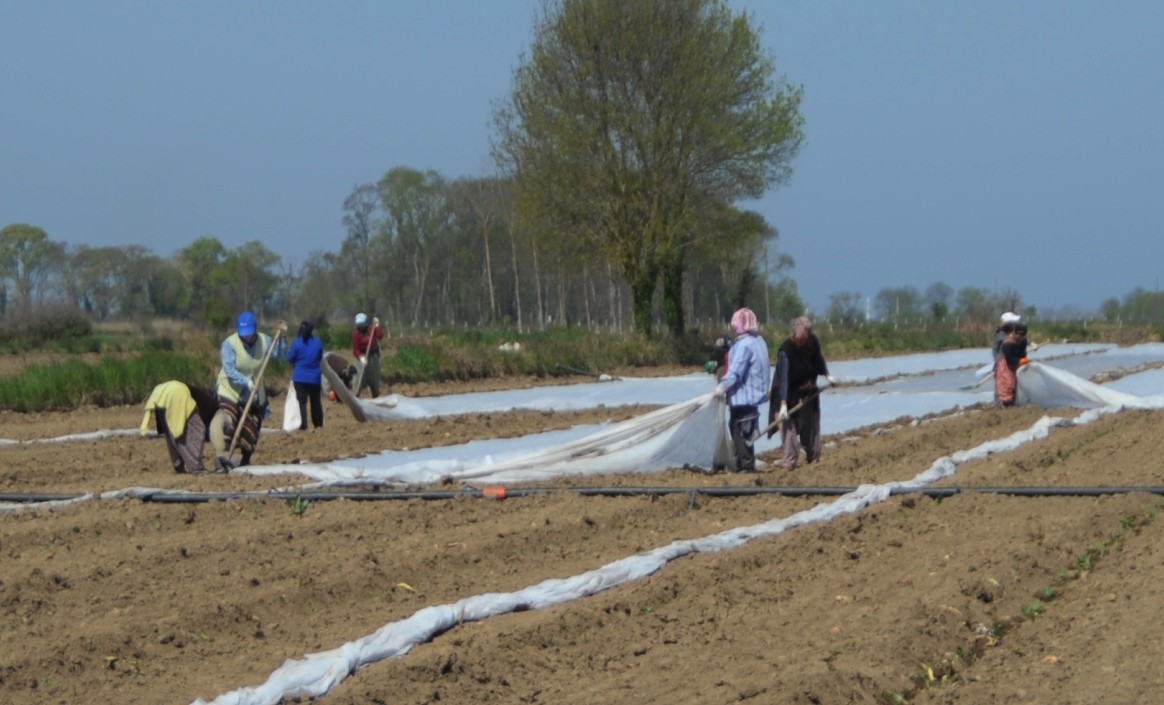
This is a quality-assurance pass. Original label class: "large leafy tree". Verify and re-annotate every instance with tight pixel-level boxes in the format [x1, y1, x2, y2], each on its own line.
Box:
[145, 257, 188, 318]
[178, 237, 229, 327]
[873, 286, 922, 322]
[954, 286, 1026, 325]
[0, 223, 63, 310]
[68, 246, 121, 319]
[340, 183, 383, 317]
[493, 0, 803, 336]
[376, 167, 452, 326]
[449, 176, 509, 326]
[220, 241, 282, 322]
[924, 281, 953, 319]
[826, 291, 866, 326]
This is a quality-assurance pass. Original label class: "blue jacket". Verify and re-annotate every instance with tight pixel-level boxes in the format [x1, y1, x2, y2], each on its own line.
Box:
[287, 336, 324, 385]
[718, 332, 771, 408]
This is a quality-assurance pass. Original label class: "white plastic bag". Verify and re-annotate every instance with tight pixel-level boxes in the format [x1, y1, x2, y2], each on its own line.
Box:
[282, 383, 301, 431]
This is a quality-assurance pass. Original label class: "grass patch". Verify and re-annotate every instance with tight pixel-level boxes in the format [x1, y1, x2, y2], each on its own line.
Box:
[0, 352, 211, 411]
[1, 317, 1155, 412]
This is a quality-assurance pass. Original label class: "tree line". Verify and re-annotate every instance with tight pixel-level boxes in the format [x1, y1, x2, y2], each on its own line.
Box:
[9, 204, 1160, 337]
[2, 1, 810, 337]
[0, 172, 801, 335]
[2, 0, 1157, 337]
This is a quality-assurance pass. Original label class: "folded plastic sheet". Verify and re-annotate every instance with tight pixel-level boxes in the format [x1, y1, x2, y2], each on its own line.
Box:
[237, 393, 729, 489]
[194, 389, 1164, 705]
[1018, 361, 1146, 408]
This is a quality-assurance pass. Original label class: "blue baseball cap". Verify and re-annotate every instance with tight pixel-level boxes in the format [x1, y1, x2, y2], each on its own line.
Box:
[237, 311, 257, 337]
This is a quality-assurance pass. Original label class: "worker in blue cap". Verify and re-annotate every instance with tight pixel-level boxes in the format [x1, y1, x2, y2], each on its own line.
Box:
[208, 311, 288, 472]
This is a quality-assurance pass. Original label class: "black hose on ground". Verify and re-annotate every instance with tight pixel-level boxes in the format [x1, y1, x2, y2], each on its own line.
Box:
[6, 485, 1164, 505]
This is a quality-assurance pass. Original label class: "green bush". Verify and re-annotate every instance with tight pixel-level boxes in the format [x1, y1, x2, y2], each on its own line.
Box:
[385, 343, 446, 382]
[0, 306, 94, 353]
[0, 352, 211, 412]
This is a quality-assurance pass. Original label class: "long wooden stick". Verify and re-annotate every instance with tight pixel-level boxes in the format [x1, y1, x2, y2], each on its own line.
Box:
[960, 371, 994, 391]
[761, 388, 824, 438]
[557, 363, 602, 378]
[227, 328, 284, 459]
[960, 341, 1047, 391]
[352, 317, 377, 396]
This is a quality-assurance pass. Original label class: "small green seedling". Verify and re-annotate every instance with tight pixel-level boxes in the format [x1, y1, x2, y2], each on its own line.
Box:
[1021, 600, 1045, 620]
[288, 495, 309, 516]
[915, 663, 936, 689]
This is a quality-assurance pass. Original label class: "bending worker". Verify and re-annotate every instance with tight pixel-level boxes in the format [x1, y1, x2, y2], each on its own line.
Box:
[771, 316, 836, 471]
[210, 311, 287, 471]
[995, 319, 1035, 408]
[140, 381, 219, 474]
[714, 307, 770, 472]
[351, 312, 385, 398]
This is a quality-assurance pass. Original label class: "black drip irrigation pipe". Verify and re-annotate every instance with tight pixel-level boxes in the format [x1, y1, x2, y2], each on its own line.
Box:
[6, 486, 1164, 505]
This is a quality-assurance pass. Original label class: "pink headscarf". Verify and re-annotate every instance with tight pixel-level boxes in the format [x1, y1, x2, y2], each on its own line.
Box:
[730, 307, 758, 335]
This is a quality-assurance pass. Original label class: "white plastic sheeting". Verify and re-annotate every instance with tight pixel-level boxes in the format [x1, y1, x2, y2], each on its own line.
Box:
[192, 387, 1162, 705]
[233, 353, 1162, 490]
[3, 347, 1164, 699]
[5, 345, 1164, 507]
[1017, 361, 1143, 408]
[0, 493, 94, 514]
[243, 394, 730, 490]
[320, 351, 710, 422]
[187, 352, 1164, 705]
[190, 483, 895, 705]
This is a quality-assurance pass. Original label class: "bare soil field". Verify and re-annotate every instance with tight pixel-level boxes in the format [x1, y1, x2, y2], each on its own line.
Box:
[2, 369, 1163, 705]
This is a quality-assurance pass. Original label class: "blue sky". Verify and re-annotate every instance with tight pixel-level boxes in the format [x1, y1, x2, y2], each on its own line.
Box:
[2, 1, 1161, 316]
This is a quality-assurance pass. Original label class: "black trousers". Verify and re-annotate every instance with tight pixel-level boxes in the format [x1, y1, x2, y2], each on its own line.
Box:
[729, 405, 759, 471]
[293, 381, 324, 429]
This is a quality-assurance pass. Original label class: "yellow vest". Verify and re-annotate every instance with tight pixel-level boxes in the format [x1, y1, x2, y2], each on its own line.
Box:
[215, 333, 270, 405]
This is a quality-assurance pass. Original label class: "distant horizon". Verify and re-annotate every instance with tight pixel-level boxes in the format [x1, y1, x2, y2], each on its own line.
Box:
[3, 1, 1160, 318]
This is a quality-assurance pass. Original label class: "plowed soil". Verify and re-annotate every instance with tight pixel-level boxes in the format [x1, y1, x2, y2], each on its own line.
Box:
[2, 368, 1163, 705]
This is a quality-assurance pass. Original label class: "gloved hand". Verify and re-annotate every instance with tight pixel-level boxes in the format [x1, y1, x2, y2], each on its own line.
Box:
[704, 361, 716, 374]
[246, 379, 257, 394]
[1019, 357, 1030, 366]
[714, 384, 727, 399]
[277, 319, 288, 335]
[777, 402, 789, 423]
[826, 375, 838, 386]
[373, 316, 380, 328]
[358, 355, 368, 365]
